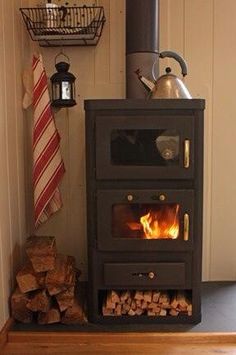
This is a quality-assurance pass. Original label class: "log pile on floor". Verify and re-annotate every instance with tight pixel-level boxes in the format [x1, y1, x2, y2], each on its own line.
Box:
[11, 236, 87, 324]
[102, 290, 192, 317]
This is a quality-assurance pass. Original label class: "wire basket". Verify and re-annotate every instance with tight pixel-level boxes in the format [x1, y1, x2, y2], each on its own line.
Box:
[20, 6, 106, 47]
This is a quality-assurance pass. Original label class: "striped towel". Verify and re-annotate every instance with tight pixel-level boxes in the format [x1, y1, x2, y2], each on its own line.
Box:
[32, 54, 65, 228]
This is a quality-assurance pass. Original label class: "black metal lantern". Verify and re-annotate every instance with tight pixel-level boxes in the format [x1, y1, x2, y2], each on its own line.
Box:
[50, 53, 76, 108]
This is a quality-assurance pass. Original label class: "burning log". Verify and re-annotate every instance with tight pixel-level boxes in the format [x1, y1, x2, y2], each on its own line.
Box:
[25, 236, 57, 272]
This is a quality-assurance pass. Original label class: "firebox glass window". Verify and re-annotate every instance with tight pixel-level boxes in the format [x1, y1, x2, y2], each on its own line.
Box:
[110, 129, 180, 166]
[112, 203, 180, 239]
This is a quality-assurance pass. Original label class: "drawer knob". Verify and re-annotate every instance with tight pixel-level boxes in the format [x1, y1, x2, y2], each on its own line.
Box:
[127, 194, 134, 202]
[159, 194, 166, 201]
[148, 271, 155, 279]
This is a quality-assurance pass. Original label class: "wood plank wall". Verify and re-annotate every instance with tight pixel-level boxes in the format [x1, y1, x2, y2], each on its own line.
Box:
[160, 0, 236, 281]
[0, 0, 29, 328]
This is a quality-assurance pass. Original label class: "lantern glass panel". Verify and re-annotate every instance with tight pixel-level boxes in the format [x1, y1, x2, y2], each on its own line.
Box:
[62, 81, 71, 100]
[53, 82, 60, 100]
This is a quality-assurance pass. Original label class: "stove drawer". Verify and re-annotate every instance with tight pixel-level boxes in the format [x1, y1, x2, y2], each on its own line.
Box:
[104, 262, 188, 288]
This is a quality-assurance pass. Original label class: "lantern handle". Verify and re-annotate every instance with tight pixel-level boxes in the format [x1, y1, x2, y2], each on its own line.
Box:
[55, 51, 70, 65]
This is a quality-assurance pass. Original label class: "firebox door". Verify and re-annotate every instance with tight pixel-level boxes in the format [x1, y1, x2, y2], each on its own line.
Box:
[97, 189, 194, 251]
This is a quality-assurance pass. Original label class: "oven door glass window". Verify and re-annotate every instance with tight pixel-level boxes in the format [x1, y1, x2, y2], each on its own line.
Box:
[112, 203, 180, 240]
[111, 129, 180, 166]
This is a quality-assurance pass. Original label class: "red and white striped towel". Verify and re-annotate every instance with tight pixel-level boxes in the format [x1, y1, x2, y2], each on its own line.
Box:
[32, 54, 65, 228]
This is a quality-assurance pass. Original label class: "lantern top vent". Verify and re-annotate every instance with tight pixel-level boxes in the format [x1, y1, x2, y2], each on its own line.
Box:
[20, 6, 106, 47]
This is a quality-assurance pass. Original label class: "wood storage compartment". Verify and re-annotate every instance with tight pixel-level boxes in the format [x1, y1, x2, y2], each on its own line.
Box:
[101, 289, 192, 318]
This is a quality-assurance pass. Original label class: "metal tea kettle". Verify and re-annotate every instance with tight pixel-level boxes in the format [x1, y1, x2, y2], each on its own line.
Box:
[135, 51, 192, 99]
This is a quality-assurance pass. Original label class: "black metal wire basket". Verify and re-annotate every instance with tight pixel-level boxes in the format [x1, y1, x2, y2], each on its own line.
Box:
[20, 6, 106, 47]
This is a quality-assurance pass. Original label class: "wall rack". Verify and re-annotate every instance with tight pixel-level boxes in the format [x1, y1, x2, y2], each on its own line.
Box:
[20, 6, 106, 47]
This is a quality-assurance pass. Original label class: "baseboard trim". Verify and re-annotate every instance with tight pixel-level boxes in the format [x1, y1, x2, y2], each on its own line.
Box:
[0, 318, 14, 350]
[7, 331, 236, 345]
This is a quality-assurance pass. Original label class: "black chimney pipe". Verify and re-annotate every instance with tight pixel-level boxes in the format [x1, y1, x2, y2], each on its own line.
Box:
[126, 0, 159, 98]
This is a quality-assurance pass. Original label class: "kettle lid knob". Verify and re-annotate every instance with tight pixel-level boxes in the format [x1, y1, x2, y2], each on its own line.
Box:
[165, 67, 172, 74]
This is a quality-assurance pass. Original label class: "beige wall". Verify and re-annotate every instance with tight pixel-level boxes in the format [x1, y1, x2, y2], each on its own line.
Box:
[0, 0, 29, 328]
[1, 1, 236, 327]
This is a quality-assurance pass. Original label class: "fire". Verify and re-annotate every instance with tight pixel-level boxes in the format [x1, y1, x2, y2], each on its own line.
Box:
[140, 205, 179, 239]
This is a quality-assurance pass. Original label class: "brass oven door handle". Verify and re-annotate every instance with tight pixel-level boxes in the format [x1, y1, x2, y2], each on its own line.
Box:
[184, 213, 189, 241]
[184, 139, 190, 168]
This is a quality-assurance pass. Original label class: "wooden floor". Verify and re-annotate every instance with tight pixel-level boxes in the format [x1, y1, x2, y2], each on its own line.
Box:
[2, 332, 236, 355]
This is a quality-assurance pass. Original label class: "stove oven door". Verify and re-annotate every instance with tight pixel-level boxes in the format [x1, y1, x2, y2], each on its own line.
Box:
[96, 114, 194, 180]
[97, 189, 194, 251]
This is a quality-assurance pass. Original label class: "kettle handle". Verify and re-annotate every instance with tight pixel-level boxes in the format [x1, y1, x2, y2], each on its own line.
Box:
[159, 51, 188, 77]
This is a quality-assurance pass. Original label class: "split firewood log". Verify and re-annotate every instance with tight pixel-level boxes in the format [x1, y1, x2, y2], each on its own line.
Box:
[11, 288, 33, 323]
[160, 309, 167, 316]
[169, 308, 179, 316]
[26, 289, 50, 313]
[135, 307, 144, 316]
[55, 286, 75, 312]
[141, 300, 148, 309]
[62, 296, 87, 324]
[102, 304, 114, 316]
[176, 291, 189, 309]
[152, 291, 161, 303]
[16, 263, 45, 293]
[131, 300, 137, 311]
[187, 304, 193, 316]
[134, 291, 144, 301]
[122, 303, 131, 313]
[110, 290, 120, 304]
[120, 290, 131, 302]
[170, 293, 179, 309]
[114, 304, 122, 316]
[25, 236, 57, 272]
[128, 309, 136, 316]
[143, 291, 152, 303]
[106, 291, 116, 309]
[45, 255, 76, 296]
[159, 292, 170, 305]
[38, 307, 61, 324]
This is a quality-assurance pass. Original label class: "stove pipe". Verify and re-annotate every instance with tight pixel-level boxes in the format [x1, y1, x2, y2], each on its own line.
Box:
[126, 0, 159, 98]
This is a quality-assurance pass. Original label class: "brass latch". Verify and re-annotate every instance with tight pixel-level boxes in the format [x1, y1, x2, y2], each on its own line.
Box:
[184, 139, 190, 168]
[184, 213, 189, 241]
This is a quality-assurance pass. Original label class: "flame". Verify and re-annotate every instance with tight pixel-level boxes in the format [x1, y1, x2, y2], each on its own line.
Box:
[140, 205, 179, 239]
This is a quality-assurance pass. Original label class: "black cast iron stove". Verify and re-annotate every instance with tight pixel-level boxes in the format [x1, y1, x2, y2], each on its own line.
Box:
[85, 99, 204, 324]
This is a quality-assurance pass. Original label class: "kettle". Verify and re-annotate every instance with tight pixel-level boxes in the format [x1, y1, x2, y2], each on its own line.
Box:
[135, 51, 192, 99]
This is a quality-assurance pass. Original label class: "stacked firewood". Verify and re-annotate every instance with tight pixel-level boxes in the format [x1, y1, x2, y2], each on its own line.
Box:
[102, 290, 192, 317]
[11, 236, 87, 325]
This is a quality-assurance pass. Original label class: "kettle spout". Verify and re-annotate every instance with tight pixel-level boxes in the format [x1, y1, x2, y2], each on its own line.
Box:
[134, 69, 155, 92]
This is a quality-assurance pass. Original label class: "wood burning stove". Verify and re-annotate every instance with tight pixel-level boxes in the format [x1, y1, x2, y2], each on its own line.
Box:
[85, 99, 204, 324]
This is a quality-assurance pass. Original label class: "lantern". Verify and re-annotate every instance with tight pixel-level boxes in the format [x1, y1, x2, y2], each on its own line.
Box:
[50, 53, 76, 108]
